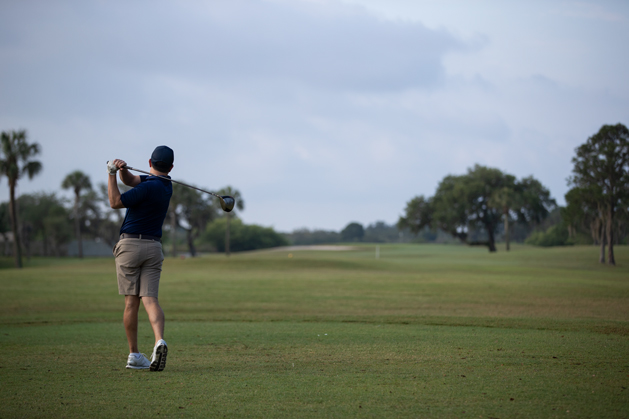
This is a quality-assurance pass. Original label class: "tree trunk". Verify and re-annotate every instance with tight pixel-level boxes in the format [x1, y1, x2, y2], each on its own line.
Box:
[53, 238, 60, 258]
[43, 233, 49, 256]
[23, 224, 31, 260]
[74, 194, 83, 258]
[186, 229, 196, 257]
[599, 227, 605, 264]
[590, 220, 598, 245]
[225, 213, 231, 256]
[607, 207, 615, 266]
[504, 210, 510, 251]
[1, 232, 9, 256]
[170, 210, 177, 257]
[9, 182, 22, 268]
[487, 227, 497, 252]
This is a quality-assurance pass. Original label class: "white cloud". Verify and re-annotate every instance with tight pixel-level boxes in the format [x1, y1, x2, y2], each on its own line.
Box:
[552, 1, 627, 22]
[0, 0, 628, 231]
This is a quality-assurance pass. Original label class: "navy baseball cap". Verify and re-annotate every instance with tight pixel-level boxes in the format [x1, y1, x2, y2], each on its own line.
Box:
[151, 146, 174, 171]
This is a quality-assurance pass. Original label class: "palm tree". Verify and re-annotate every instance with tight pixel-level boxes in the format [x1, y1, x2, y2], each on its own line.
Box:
[62, 171, 92, 258]
[216, 186, 244, 256]
[0, 130, 42, 268]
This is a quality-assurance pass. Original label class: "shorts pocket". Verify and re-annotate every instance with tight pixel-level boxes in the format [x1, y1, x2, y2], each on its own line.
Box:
[114, 241, 141, 265]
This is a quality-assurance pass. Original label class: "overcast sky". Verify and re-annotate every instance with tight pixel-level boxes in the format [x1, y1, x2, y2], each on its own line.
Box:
[1, 0, 627, 232]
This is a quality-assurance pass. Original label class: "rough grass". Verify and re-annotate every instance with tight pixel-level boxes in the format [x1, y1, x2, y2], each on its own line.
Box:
[1, 244, 628, 418]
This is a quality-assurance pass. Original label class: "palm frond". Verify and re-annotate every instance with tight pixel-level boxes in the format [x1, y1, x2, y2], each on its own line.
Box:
[0, 130, 42, 184]
[61, 170, 93, 194]
[23, 161, 43, 179]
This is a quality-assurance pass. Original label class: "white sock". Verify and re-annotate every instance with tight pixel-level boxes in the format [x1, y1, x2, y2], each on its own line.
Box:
[130, 352, 140, 357]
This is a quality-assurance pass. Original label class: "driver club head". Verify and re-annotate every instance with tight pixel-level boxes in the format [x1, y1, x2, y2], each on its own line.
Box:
[220, 196, 235, 212]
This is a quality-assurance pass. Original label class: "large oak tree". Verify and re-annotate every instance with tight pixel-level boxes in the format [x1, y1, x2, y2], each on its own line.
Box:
[398, 165, 554, 252]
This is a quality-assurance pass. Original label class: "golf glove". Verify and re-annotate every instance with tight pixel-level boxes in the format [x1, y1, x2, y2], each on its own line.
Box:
[107, 160, 119, 175]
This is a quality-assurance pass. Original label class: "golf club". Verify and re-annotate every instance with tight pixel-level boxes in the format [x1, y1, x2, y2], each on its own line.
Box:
[120, 165, 235, 212]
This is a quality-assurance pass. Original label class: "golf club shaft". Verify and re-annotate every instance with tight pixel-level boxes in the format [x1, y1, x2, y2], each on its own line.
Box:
[123, 165, 224, 202]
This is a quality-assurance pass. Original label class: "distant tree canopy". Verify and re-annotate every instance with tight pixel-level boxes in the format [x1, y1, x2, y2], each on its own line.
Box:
[363, 221, 408, 243]
[287, 228, 340, 245]
[341, 222, 364, 242]
[568, 123, 629, 265]
[18, 192, 71, 257]
[398, 165, 555, 252]
[285, 222, 416, 245]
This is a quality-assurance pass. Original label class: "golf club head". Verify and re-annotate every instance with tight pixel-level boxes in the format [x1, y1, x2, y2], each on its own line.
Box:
[220, 196, 235, 212]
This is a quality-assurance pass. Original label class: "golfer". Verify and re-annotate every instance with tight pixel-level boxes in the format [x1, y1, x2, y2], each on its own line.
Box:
[107, 146, 174, 371]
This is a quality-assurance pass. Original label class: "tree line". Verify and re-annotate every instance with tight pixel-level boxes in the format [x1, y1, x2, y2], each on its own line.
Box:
[286, 221, 413, 245]
[0, 129, 286, 268]
[398, 123, 629, 265]
[3, 123, 627, 267]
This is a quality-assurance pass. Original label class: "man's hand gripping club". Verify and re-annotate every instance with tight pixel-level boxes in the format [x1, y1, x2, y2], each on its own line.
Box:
[107, 159, 130, 175]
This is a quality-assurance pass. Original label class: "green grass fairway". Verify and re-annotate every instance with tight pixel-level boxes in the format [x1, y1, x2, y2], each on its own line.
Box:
[1, 244, 628, 418]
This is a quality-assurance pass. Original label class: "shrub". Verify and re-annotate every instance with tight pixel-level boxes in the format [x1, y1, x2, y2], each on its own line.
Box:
[204, 218, 288, 252]
[525, 224, 571, 247]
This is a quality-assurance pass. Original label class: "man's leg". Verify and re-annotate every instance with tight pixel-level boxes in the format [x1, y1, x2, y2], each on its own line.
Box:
[143, 297, 168, 372]
[139, 241, 168, 371]
[142, 297, 165, 344]
[124, 295, 141, 353]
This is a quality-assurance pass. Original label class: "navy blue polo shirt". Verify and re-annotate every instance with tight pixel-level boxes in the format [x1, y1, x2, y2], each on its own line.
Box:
[119, 175, 173, 238]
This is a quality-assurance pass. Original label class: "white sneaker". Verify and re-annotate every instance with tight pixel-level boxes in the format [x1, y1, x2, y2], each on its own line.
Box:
[150, 339, 168, 372]
[126, 353, 151, 369]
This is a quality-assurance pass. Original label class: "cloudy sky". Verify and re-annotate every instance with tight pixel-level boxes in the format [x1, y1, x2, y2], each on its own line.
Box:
[1, 0, 627, 232]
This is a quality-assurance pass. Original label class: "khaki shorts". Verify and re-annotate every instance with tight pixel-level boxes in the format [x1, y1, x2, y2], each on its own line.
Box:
[113, 238, 164, 298]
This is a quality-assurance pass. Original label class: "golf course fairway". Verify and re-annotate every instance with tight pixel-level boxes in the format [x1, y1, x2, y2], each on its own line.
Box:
[1, 244, 628, 418]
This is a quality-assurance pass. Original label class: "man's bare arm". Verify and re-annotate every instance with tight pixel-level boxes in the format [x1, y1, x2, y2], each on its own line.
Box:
[108, 170, 125, 209]
[112, 159, 141, 187]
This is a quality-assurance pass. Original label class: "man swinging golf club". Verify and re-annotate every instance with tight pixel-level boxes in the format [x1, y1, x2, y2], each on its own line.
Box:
[107, 146, 174, 371]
